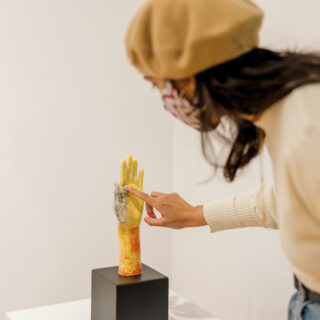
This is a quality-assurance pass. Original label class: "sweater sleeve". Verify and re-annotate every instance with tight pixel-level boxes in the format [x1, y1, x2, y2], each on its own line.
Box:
[203, 181, 279, 233]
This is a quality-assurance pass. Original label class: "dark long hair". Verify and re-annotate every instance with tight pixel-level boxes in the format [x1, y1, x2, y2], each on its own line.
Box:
[195, 47, 320, 181]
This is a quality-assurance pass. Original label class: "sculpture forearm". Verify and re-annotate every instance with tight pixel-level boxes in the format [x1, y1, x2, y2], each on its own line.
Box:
[117, 224, 142, 276]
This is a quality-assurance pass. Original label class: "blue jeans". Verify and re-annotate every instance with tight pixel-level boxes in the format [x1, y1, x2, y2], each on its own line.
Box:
[288, 292, 320, 319]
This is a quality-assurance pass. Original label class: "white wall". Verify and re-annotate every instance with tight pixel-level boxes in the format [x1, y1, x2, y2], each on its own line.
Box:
[0, 0, 174, 318]
[171, 1, 320, 320]
[1, 0, 320, 319]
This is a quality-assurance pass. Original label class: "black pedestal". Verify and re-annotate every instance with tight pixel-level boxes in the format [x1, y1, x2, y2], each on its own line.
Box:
[91, 263, 169, 320]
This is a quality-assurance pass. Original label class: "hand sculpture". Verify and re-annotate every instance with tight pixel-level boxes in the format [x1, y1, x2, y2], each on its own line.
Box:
[113, 154, 144, 276]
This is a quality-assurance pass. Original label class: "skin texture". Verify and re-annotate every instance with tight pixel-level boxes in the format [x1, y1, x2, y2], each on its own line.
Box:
[115, 154, 144, 276]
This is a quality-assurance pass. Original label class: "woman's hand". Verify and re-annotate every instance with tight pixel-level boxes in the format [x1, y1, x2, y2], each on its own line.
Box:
[126, 187, 207, 229]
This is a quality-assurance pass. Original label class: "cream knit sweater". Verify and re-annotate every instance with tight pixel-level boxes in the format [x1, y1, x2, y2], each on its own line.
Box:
[203, 82, 320, 293]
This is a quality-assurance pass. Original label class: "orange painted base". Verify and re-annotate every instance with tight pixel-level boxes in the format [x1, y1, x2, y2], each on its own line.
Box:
[117, 224, 142, 276]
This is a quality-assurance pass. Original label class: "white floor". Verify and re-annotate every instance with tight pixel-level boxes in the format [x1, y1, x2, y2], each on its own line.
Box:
[5, 289, 221, 320]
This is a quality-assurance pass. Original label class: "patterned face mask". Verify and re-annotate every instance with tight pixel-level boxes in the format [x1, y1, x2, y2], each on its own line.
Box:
[160, 80, 206, 131]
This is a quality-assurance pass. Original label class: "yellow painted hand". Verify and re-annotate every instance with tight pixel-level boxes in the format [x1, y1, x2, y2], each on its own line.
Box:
[113, 154, 144, 276]
[114, 154, 144, 228]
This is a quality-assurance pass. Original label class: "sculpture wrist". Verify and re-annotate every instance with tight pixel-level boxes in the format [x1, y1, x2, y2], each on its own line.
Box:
[117, 223, 142, 276]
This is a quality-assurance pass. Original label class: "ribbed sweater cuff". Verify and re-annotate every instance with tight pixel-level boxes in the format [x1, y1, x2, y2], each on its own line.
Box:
[203, 192, 262, 233]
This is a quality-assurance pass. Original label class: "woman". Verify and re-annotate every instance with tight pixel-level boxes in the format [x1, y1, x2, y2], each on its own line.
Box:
[124, 0, 320, 318]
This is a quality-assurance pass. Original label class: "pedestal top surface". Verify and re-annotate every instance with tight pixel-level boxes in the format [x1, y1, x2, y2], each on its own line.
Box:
[94, 263, 167, 286]
[5, 289, 222, 320]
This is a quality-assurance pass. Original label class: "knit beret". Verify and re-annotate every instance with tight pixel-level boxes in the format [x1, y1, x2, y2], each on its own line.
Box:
[125, 0, 264, 79]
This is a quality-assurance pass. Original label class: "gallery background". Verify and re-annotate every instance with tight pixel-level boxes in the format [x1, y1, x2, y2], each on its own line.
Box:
[1, 0, 320, 319]
[0, 0, 173, 318]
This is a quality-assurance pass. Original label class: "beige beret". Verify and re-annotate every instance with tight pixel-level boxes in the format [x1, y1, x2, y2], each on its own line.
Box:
[125, 0, 264, 79]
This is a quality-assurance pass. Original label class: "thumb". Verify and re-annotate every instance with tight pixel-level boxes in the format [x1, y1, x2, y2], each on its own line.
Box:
[144, 216, 166, 227]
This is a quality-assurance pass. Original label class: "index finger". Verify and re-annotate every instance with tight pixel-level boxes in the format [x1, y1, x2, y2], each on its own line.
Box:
[126, 187, 155, 206]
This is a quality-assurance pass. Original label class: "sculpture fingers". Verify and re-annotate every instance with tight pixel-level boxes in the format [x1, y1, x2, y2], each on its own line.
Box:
[120, 160, 127, 187]
[133, 159, 138, 186]
[138, 169, 144, 191]
[127, 154, 133, 184]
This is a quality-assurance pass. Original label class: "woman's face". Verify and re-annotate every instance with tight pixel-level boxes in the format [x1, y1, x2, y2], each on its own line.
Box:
[143, 75, 260, 124]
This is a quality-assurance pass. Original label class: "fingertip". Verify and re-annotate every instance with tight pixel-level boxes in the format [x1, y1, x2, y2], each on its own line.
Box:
[126, 186, 139, 197]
